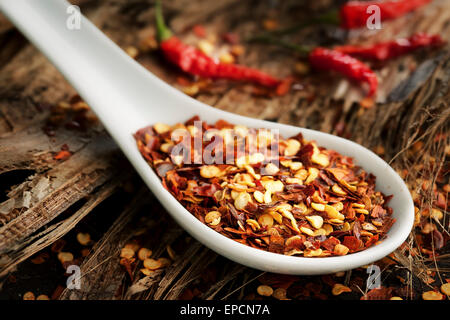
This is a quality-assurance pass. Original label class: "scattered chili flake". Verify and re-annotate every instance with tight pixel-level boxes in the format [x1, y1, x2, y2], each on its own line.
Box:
[53, 150, 72, 161]
[193, 24, 206, 38]
[51, 239, 66, 253]
[30, 252, 49, 265]
[263, 19, 279, 31]
[134, 116, 395, 258]
[360, 97, 375, 109]
[222, 32, 240, 45]
[361, 287, 394, 300]
[275, 76, 294, 96]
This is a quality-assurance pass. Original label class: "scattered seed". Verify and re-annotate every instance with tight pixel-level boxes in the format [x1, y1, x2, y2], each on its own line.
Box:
[272, 288, 288, 300]
[306, 215, 324, 229]
[422, 291, 444, 300]
[234, 192, 251, 211]
[143, 258, 163, 270]
[284, 139, 301, 156]
[76, 232, 91, 246]
[138, 248, 152, 261]
[120, 247, 135, 260]
[333, 244, 350, 256]
[205, 211, 221, 226]
[57, 252, 74, 263]
[257, 285, 273, 296]
[440, 283, 450, 296]
[23, 292, 35, 300]
[258, 214, 274, 228]
[200, 165, 221, 178]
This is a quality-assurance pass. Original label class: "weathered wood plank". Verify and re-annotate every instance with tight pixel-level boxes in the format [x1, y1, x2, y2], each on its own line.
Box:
[0, 133, 122, 252]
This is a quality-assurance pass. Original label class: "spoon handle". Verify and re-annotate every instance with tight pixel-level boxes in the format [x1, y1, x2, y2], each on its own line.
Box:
[0, 0, 183, 134]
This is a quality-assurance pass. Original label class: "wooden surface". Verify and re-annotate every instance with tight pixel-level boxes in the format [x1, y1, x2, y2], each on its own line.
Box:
[0, 0, 448, 300]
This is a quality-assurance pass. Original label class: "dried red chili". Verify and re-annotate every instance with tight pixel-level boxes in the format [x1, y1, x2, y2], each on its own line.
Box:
[309, 47, 378, 97]
[340, 0, 432, 29]
[155, 1, 279, 87]
[335, 33, 445, 61]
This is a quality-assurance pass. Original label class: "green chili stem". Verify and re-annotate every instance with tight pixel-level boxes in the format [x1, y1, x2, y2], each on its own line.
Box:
[155, 0, 172, 42]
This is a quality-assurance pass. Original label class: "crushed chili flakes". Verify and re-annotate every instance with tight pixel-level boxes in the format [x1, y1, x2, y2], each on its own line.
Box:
[134, 116, 395, 258]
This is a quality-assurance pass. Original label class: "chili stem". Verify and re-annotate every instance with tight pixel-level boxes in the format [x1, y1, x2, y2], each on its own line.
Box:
[155, 0, 172, 42]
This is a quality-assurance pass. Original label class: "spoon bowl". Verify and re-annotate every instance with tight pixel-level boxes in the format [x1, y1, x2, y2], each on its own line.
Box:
[0, 0, 414, 274]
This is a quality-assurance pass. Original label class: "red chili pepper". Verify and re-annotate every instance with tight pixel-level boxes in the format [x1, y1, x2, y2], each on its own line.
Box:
[155, 1, 280, 87]
[334, 33, 445, 61]
[309, 47, 378, 97]
[340, 0, 432, 29]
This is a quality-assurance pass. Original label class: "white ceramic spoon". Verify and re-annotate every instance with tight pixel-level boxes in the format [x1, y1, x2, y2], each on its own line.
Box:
[0, 0, 414, 275]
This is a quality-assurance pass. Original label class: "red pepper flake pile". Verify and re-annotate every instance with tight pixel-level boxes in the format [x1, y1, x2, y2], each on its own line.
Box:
[134, 116, 395, 257]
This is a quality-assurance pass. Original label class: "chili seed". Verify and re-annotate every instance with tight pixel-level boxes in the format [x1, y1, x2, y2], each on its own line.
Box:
[257, 285, 273, 297]
[422, 291, 444, 300]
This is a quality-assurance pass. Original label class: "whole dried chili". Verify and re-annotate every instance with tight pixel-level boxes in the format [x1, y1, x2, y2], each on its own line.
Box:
[340, 0, 432, 29]
[334, 33, 445, 61]
[309, 47, 378, 97]
[155, 1, 280, 87]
